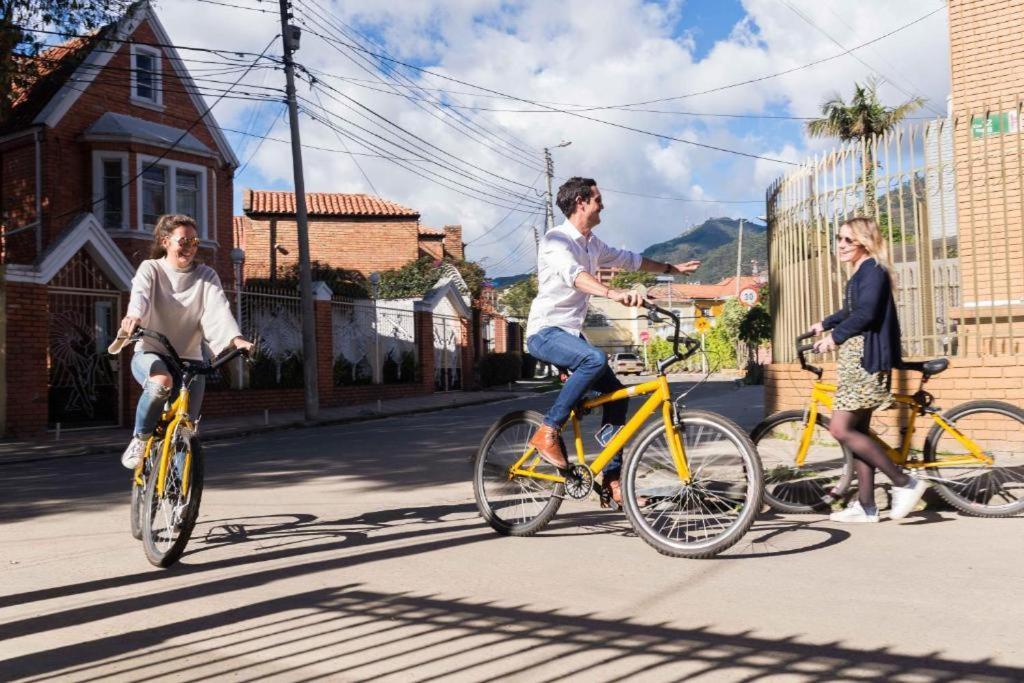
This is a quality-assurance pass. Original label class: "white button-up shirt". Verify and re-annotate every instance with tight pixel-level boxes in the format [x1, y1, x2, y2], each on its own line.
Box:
[526, 220, 643, 339]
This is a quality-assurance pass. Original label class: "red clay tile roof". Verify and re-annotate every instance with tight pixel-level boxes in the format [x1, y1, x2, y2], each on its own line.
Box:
[244, 190, 419, 218]
[418, 227, 445, 237]
[4, 35, 97, 135]
[648, 276, 763, 301]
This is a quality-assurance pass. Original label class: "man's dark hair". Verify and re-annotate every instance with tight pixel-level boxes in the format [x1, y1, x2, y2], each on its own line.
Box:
[556, 177, 597, 218]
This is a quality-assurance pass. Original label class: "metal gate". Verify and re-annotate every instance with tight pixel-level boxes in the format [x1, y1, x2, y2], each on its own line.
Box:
[433, 314, 462, 391]
[47, 252, 122, 428]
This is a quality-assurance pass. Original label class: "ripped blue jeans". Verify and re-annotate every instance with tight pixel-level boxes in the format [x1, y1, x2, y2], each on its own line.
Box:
[131, 352, 205, 438]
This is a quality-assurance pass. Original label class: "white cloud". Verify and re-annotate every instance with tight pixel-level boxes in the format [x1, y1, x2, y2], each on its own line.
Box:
[155, 0, 950, 276]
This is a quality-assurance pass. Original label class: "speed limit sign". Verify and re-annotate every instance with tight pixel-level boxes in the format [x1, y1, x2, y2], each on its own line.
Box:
[739, 287, 759, 307]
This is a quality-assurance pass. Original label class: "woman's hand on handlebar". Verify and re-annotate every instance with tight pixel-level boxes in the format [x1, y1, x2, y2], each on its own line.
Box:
[812, 335, 836, 354]
[120, 315, 141, 337]
[231, 336, 255, 353]
[608, 288, 644, 307]
[807, 321, 824, 336]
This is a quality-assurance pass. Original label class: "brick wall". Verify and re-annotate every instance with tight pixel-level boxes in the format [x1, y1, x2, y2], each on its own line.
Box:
[5, 282, 48, 435]
[242, 216, 421, 279]
[443, 225, 464, 260]
[765, 356, 1024, 448]
[947, 0, 1024, 339]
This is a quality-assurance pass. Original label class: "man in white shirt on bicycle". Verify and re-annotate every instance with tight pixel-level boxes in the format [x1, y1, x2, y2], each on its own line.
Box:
[526, 176, 700, 503]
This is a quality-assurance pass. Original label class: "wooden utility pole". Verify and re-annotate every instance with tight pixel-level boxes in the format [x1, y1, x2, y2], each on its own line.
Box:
[278, 0, 318, 419]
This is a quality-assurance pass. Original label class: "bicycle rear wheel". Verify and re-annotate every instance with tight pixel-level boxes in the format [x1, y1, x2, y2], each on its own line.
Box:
[622, 410, 763, 559]
[142, 429, 204, 567]
[924, 400, 1024, 517]
[751, 410, 853, 513]
[473, 410, 564, 536]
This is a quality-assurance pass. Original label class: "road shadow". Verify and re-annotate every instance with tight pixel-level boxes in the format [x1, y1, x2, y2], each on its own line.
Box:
[4, 582, 1021, 681]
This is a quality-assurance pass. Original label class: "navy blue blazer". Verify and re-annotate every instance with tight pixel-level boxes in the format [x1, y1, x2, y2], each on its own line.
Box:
[822, 258, 902, 373]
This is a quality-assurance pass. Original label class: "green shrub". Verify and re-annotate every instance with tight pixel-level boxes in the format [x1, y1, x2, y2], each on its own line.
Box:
[250, 353, 305, 388]
[479, 352, 523, 387]
[334, 356, 373, 386]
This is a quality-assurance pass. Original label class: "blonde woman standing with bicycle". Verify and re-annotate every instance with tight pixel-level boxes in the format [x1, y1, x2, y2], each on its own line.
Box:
[809, 217, 927, 522]
[115, 214, 253, 469]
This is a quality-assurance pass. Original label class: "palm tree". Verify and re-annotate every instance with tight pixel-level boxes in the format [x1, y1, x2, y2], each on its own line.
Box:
[806, 78, 924, 217]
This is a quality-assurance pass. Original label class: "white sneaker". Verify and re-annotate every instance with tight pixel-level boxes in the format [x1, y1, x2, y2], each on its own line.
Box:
[829, 501, 879, 523]
[890, 476, 928, 519]
[121, 436, 148, 469]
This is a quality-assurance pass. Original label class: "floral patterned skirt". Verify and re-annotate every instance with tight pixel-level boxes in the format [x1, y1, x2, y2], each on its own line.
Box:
[833, 335, 894, 412]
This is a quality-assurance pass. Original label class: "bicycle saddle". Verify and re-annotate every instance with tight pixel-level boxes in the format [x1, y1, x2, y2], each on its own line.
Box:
[901, 358, 949, 376]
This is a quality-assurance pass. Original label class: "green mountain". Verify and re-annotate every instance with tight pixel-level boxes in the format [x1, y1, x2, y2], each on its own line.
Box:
[642, 217, 767, 284]
[489, 273, 531, 289]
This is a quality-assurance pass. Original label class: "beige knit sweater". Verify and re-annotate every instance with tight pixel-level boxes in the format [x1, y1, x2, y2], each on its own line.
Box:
[127, 258, 241, 360]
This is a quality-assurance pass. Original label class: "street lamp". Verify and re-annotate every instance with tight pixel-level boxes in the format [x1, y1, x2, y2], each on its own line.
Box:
[544, 140, 571, 233]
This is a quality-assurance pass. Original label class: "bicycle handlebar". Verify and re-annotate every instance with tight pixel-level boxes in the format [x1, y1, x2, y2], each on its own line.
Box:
[121, 326, 250, 378]
[641, 301, 701, 374]
[795, 335, 824, 379]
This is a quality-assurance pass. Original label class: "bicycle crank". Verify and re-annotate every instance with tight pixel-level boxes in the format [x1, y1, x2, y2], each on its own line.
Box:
[563, 464, 594, 500]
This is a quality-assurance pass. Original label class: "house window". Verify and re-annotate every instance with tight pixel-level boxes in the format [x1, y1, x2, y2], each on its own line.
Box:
[102, 160, 124, 228]
[91, 152, 129, 230]
[142, 166, 167, 229]
[176, 170, 199, 221]
[136, 156, 208, 237]
[131, 46, 162, 107]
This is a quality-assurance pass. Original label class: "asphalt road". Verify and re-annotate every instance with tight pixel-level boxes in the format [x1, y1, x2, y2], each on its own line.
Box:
[1, 380, 1022, 681]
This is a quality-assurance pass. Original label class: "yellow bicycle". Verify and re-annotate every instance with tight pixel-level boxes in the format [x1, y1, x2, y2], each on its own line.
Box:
[473, 304, 763, 559]
[751, 333, 1024, 517]
[118, 328, 248, 567]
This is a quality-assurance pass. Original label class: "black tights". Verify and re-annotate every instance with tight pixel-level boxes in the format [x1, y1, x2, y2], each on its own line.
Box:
[829, 409, 910, 509]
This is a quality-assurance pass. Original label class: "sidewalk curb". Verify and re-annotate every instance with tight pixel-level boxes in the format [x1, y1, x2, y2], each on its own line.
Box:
[0, 390, 555, 467]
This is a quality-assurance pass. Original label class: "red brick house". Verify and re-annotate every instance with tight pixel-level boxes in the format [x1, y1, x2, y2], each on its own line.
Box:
[236, 189, 464, 279]
[0, 1, 239, 435]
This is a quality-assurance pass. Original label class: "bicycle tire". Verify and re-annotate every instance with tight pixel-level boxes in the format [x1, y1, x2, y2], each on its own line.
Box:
[622, 410, 763, 559]
[142, 432, 204, 567]
[129, 443, 154, 541]
[751, 410, 853, 513]
[473, 410, 564, 536]
[924, 400, 1024, 517]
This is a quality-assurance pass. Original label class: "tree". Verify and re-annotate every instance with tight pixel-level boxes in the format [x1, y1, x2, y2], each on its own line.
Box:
[375, 256, 485, 300]
[2, 1, 131, 120]
[739, 305, 771, 348]
[806, 78, 924, 216]
[498, 275, 537, 319]
[609, 271, 657, 289]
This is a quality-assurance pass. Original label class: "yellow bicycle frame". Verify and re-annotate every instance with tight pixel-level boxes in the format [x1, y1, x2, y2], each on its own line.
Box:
[508, 375, 691, 484]
[794, 382, 992, 469]
[132, 386, 196, 496]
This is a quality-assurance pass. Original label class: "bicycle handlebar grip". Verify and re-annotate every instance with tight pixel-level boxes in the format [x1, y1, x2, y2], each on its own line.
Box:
[796, 331, 815, 342]
[797, 343, 815, 354]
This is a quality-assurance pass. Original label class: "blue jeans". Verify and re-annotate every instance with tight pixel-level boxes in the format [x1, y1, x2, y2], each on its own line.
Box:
[131, 352, 205, 437]
[527, 327, 629, 476]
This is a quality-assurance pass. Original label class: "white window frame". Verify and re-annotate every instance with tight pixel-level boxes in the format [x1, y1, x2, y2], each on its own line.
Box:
[130, 45, 163, 109]
[135, 155, 208, 237]
[91, 151, 130, 230]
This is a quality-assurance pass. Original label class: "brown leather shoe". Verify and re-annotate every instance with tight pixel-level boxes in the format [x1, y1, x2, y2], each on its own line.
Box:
[528, 425, 569, 470]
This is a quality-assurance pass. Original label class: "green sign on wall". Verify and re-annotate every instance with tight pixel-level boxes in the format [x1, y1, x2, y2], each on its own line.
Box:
[971, 111, 1020, 138]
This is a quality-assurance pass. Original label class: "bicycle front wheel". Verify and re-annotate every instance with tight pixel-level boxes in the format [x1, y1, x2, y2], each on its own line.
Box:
[142, 431, 204, 567]
[473, 410, 564, 536]
[751, 410, 853, 513]
[622, 410, 763, 559]
[924, 400, 1024, 517]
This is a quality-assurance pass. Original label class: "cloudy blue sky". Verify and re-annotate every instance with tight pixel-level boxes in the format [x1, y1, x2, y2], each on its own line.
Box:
[158, 0, 951, 277]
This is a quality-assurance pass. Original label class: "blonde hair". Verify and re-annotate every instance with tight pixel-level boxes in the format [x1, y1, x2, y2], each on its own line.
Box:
[839, 217, 894, 278]
[150, 214, 198, 259]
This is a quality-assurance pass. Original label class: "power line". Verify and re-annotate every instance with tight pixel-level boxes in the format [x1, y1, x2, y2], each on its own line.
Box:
[295, 24, 800, 166]
[781, 0, 945, 117]
[17, 26, 282, 61]
[237, 103, 287, 175]
[311, 84, 381, 197]
[296, 0, 541, 165]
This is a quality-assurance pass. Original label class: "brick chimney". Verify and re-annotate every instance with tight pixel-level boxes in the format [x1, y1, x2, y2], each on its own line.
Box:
[443, 225, 464, 260]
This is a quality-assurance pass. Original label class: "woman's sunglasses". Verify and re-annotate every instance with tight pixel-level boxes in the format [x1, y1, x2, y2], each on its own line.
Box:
[169, 236, 201, 249]
[836, 235, 860, 247]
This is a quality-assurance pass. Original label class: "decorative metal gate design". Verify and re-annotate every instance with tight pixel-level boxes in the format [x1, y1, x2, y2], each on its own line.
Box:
[433, 314, 462, 391]
[47, 252, 122, 428]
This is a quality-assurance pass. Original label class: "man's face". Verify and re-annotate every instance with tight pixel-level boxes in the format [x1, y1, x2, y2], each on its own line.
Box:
[576, 186, 603, 229]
